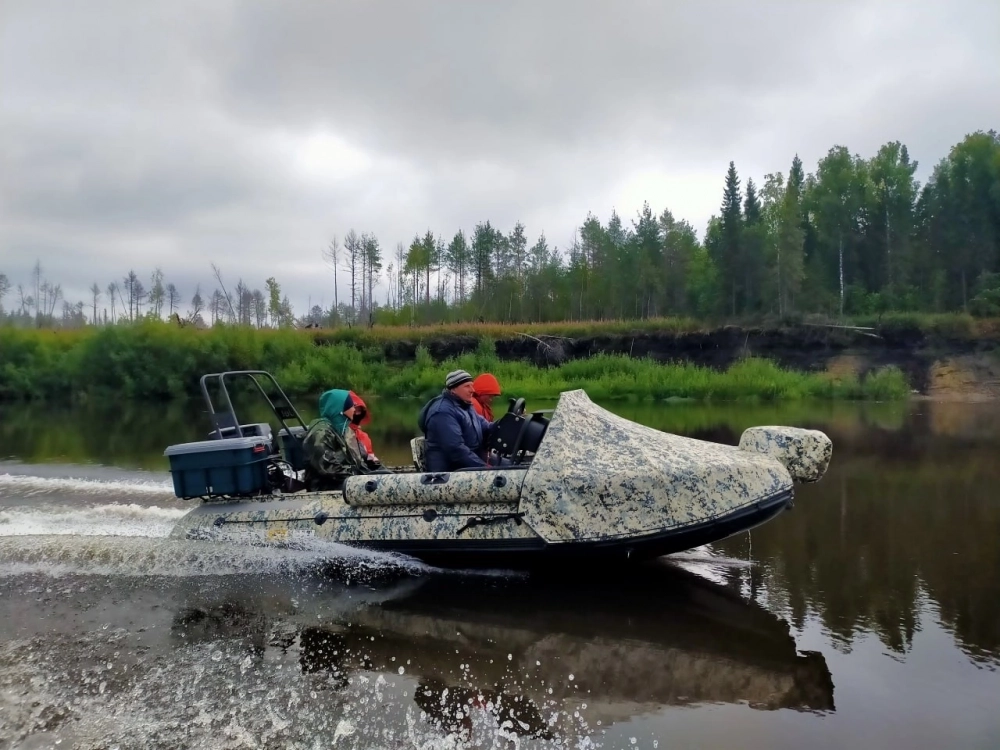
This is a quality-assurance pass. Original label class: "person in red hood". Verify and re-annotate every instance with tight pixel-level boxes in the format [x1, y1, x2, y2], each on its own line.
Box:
[471, 373, 502, 422]
[348, 391, 381, 467]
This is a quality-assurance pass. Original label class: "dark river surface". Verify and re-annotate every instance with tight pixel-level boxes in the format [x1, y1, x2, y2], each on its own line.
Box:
[1, 396, 998, 749]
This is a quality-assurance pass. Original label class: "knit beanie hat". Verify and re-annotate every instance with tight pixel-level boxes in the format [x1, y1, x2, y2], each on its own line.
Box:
[445, 369, 474, 389]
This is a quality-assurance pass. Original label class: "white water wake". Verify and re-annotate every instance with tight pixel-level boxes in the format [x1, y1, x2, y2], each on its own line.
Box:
[0, 471, 536, 582]
[0, 534, 431, 578]
[667, 545, 754, 585]
[0, 472, 174, 499]
[0, 502, 187, 538]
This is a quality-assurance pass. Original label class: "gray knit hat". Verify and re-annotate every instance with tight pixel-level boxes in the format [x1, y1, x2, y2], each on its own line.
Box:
[445, 369, 473, 389]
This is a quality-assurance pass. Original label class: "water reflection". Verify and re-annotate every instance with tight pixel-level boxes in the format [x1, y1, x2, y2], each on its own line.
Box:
[170, 564, 834, 742]
[716, 402, 1000, 666]
[0, 396, 429, 469]
[0, 396, 911, 470]
[2, 396, 999, 670]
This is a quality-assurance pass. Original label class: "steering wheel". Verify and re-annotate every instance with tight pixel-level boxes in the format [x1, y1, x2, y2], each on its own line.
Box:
[507, 397, 526, 416]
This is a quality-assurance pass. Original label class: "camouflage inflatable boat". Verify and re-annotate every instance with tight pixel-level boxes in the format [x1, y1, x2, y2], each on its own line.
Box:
[165, 370, 832, 567]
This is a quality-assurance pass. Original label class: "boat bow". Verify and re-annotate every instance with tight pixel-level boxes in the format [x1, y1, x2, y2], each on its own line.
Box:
[520, 390, 820, 544]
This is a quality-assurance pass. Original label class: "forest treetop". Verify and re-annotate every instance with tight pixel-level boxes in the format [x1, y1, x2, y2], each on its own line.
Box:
[2, 131, 999, 329]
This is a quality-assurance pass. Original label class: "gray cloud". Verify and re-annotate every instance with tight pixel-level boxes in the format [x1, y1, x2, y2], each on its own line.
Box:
[2, 0, 999, 315]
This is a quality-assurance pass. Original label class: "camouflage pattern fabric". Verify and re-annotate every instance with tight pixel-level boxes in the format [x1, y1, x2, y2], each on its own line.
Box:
[410, 437, 427, 471]
[517, 390, 799, 544]
[301, 418, 367, 490]
[169, 494, 541, 544]
[737, 426, 833, 482]
[342, 468, 525, 506]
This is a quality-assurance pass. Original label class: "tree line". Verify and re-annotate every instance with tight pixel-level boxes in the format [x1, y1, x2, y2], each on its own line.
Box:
[2, 130, 998, 330]
[0, 262, 297, 330]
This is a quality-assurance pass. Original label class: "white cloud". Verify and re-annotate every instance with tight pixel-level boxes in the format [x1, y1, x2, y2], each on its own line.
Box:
[1, 0, 999, 315]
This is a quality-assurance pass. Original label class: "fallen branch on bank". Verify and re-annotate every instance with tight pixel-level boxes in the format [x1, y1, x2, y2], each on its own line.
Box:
[514, 332, 571, 366]
[802, 323, 882, 339]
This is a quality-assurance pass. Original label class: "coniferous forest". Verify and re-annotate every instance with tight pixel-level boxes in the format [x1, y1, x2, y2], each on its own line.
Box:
[1, 131, 999, 330]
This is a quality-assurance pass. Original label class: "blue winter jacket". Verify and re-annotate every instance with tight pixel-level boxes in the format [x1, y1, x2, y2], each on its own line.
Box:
[421, 390, 495, 471]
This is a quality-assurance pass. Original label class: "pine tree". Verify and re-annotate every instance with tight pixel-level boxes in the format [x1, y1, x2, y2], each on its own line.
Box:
[742, 178, 763, 312]
[718, 162, 743, 315]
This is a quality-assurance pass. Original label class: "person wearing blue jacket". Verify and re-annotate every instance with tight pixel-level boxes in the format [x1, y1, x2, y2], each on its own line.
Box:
[419, 370, 498, 472]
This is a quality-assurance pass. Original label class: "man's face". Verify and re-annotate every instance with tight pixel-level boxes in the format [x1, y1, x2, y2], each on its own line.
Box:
[452, 381, 476, 404]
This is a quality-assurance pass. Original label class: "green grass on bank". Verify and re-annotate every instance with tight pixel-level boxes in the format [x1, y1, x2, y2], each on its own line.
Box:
[0, 321, 911, 403]
[366, 342, 909, 402]
[307, 311, 1000, 346]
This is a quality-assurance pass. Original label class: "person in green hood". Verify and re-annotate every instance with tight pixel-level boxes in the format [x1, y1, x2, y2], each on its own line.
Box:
[302, 389, 369, 490]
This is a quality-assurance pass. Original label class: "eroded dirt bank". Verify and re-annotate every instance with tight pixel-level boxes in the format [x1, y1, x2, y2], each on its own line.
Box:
[375, 325, 1000, 398]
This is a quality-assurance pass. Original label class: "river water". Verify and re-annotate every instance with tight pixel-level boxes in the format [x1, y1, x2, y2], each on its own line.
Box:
[0, 397, 998, 749]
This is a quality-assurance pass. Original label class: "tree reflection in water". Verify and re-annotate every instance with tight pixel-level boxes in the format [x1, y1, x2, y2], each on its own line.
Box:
[171, 563, 835, 743]
[715, 401, 1000, 666]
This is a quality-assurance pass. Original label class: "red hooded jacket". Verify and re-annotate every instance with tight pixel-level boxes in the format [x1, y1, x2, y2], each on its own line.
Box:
[471, 373, 502, 422]
[348, 391, 376, 459]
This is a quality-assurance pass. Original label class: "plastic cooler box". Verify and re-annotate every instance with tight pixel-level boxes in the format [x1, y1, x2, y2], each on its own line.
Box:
[164, 436, 271, 499]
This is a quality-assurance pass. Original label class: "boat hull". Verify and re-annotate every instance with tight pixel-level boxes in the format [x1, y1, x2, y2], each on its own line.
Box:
[370, 487, 793, 567]
[170, 487, 793, 569]
[321, 487, 793, 568]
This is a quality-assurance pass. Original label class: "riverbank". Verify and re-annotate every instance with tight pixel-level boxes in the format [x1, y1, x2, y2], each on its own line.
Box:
[318, 313, 1000, 401]
[0, 320, 919, 403]
[6, 314, 1000, 402]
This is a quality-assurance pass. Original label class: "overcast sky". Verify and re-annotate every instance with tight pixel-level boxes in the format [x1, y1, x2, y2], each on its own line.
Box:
[2, 0, 999, 316]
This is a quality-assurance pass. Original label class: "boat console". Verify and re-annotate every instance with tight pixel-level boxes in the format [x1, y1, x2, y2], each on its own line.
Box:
[488, 406, 551, 464]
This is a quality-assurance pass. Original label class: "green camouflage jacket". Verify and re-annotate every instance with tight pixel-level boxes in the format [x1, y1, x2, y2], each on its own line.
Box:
[302, 418, 366, 490]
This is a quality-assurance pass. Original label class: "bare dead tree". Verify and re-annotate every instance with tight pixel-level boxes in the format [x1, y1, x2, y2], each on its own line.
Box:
[321, 235, 340, 314]
[210, 263, 237, 321]
[234, 279, 249, 324]
[106, 281, 118, 323]
[32, 261, 42, 327]
[252, 289, 266, 327]
[0, 273, 10, 313]
[89, 283, 101, 325]
[190, 285, 204, 321]
[344, 230, 361, 323]
[166, 283, 181, 317]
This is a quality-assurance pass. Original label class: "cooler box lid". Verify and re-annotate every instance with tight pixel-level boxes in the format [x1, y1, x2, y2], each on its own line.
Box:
[164, 437, 270, 456]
